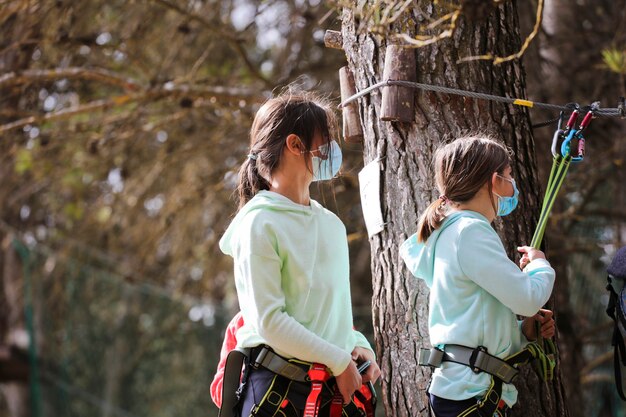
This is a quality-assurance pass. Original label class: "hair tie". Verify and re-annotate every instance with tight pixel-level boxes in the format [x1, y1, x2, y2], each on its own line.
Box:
[247, 153, 258, 161]
[439, 195, 450, 204]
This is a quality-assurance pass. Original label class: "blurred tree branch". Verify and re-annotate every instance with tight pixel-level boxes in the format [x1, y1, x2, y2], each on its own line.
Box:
[0, 83, 266, 134]
[579, 350, 613, 383]
[148, 0, 273, 87]
[0, 67, 144, 90]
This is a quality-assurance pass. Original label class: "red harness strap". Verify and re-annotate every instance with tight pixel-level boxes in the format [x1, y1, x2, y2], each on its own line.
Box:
[329, 386, 344, 417]
[354, 384, 375, 417]
[304, 364, 343, 417]
[304, 364, 329, 417]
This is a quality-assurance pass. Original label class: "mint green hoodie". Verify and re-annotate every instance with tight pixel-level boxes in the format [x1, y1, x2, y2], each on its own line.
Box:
[399, 210, 555, 406]
[219, 191, 372, 375]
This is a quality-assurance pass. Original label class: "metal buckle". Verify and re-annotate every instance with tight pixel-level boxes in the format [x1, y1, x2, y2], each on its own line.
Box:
[253, 346, 269, 369]
[418, 347, 444, 367]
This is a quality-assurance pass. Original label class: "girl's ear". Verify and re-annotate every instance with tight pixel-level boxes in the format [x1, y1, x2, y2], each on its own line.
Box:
[285, 134, 303, 156]
[491, 172, 509, 197]
[491, 172, 499, 189]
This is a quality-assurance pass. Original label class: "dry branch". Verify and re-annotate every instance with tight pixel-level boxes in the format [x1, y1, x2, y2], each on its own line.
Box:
[395, 9, 461, 48]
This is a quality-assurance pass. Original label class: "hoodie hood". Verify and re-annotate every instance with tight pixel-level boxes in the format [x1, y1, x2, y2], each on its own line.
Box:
[219, 190, 316, 257]
[399, 211, 470, 287]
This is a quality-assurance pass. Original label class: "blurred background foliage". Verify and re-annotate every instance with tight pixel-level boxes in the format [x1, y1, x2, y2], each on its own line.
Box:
[0, 0, 359, 304]
[0, 0, 625, 417]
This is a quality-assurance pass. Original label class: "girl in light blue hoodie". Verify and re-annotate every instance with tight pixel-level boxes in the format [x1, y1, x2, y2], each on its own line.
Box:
[219, 91, 380, 417]
[399, 136, 556, 417]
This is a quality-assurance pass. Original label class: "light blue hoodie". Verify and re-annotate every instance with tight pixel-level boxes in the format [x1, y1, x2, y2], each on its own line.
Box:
[399, 210, 555, 406]
[219, 190, 372, 375]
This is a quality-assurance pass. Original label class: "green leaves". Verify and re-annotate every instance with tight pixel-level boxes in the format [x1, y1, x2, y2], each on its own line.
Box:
[602, 47, 626, 75]
[15, 149, 33, 174]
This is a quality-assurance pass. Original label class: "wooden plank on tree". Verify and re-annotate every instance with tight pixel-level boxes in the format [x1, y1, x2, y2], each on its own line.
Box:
[380, 44, 416, 123]
[339, 66, 363, 143]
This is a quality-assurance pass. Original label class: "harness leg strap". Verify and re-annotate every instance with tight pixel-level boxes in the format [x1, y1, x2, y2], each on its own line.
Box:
[304, 364, 331, 417]
[219, 349, 249, 417]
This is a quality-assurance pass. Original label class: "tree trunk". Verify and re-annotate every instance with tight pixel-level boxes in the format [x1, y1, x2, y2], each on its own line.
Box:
[341, 2, 568, 416]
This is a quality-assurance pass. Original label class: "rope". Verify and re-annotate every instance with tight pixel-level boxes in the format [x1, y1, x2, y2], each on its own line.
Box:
[339, 79, 625, 118]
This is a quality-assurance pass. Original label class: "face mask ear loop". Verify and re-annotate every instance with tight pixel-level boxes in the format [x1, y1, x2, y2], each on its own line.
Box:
[294, 137, 307, 155]
[495, 174, 515, 199]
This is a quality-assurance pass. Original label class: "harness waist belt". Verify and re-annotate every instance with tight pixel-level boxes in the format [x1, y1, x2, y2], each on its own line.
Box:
[418, 344, 519, 384]
[251, 345, 312, 383]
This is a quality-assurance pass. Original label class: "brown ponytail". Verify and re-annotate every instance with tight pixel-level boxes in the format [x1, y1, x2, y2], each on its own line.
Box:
[237, 155, 270, 210]
[416, 198, 448, 243]
[236, 89, 337, 210]
[416, 135, 511, 242]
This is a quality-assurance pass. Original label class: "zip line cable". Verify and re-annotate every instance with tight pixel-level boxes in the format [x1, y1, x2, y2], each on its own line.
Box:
[339, 79, 626, 118]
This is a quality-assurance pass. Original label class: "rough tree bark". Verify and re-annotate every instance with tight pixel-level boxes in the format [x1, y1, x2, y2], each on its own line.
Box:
[341, 2, 568, 417]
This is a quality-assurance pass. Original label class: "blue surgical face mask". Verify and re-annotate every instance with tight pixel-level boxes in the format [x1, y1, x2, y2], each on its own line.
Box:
[495, 176, 519, 216]
[310, 140, 342, 181]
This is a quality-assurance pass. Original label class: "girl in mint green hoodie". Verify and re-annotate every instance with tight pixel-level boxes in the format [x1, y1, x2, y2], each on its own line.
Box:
[219, 91, 380, 417]
[400, 136, 556, 417]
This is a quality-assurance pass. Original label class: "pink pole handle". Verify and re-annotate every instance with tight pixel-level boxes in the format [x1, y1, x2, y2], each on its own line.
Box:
[580, 111, 594, 130]
[565, 110, 579, 129]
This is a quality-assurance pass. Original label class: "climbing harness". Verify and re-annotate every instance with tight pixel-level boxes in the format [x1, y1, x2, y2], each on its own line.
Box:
[419, 343, 556, 416]
[219, 345, 376, 417]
